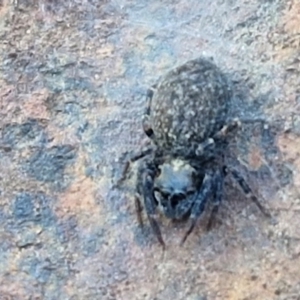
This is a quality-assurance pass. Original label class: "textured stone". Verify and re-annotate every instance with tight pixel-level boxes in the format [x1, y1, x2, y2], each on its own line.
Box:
[0, 0, 299, 299]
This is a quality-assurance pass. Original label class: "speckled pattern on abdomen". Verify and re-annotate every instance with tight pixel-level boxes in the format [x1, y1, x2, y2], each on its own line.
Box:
[149, 58, 232, 157]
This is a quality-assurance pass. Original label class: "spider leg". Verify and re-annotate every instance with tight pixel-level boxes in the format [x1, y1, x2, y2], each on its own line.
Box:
[206, 168, 225, 231]
[195, 138, 215, 156]
[228, 167, 271, 218]
[142, 86, 157, 138]
[117, 87, 157, 187]
[173, 194, 196, 220]
[116, 147, 153, 186]
[134, 193, 143, 227]
[141, 171, 165, 249]
[180, 173, 214, 245]
[144, 85, 157, 116]
[195, 119, 241, 157]
[213, 118, 241, 140]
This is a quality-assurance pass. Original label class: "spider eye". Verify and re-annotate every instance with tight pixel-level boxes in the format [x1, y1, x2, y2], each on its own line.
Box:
[154, 190, 169, 208]
[154, 189, 169, 201]
[155, 167, 162, 177]
[144, 126, 154, 137]
[160, 191, 170, 199]
[186, 189, 195, 196]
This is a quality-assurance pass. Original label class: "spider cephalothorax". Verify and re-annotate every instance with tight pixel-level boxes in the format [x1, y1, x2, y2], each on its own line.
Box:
[153, 158, 199, 219]
[119, 57, 270, 248]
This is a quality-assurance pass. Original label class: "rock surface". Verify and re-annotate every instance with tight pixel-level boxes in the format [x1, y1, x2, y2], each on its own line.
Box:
[0, 0, 300, 299]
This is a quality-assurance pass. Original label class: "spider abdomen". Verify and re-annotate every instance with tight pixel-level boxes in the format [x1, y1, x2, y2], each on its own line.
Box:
[148, 57, 232, 157]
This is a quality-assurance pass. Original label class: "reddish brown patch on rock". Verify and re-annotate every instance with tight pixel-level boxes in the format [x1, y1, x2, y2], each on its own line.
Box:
[282, 1, 300, 35]
[277, 133, 300, 187]
[248, 144, 263, 171]
[58, 176, 98, 216]
[0, 85, 50, 125]
[22, 89, 51, 121]
[56, 147, 111, 230]
[0, 83, 20, 124]
[47, 123, 80, 147]
[272, 1, 300, 62]
[0, 0, 9, 18]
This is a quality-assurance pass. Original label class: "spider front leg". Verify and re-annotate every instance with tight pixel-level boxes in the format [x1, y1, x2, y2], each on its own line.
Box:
[137, 162, 165, 249]
[227, 167, 271, 218]
[206, 168, 225, 231]
[134, 194, 144, 227]
[180, 172, 215, 245]
[117, 87, 157, 187]
[115, 147, 153, 187]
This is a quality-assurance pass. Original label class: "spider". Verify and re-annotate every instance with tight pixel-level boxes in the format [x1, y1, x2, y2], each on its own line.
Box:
[118, 57, 270, 248]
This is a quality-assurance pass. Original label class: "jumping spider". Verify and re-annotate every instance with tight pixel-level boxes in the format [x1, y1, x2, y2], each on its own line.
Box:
[118, 57, 270, 248]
